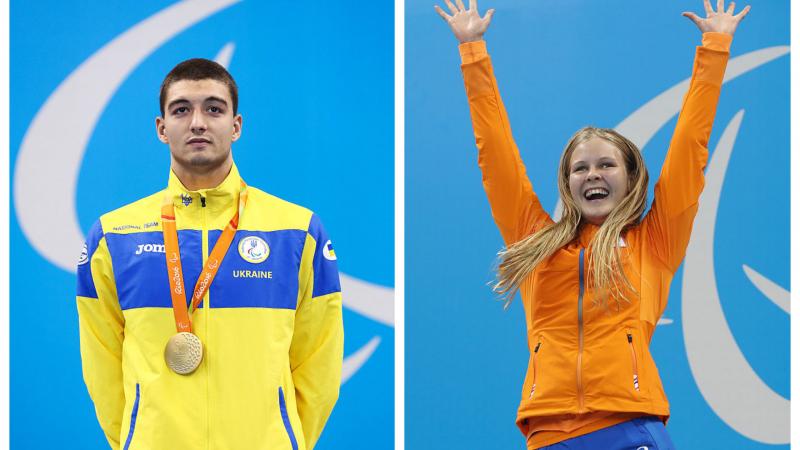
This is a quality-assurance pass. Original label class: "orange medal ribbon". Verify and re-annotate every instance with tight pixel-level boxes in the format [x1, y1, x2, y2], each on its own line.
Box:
[161, 180, 248, 332]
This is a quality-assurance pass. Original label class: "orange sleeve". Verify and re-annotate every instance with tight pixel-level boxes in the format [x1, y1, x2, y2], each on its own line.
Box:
[459, 40, 553, 246]
[643, 32, 731, 272]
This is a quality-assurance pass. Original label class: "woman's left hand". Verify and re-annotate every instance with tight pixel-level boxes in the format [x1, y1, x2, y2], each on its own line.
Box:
[682, 0, 750, 36]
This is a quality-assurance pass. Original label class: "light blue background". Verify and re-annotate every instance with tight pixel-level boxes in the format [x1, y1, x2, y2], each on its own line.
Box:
[11, 1, 393, 449]
[406, 1, 789, 449]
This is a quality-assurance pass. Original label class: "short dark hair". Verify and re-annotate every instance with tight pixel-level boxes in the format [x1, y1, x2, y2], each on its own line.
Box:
[159, 58, 238, 116]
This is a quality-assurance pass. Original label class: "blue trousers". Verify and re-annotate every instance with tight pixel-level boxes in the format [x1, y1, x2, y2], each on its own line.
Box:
[538, 416, 676, 450]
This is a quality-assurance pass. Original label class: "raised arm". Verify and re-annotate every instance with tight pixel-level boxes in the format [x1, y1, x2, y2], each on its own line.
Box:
[436, 0, 552, 246]
[644, 1, 749, 272]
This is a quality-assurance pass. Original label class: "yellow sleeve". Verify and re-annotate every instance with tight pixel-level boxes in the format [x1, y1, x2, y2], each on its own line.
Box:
[460, 40, 553, 246]
[644, 32, 732, 272]
[76, 220, 125, 450]
[289, 214, 344, 449]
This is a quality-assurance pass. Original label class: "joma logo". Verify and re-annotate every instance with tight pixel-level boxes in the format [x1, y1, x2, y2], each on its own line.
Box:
[135, 243, 166, 255]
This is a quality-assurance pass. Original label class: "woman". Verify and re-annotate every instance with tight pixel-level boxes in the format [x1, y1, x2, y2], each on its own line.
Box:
[435, 1, 749, 449]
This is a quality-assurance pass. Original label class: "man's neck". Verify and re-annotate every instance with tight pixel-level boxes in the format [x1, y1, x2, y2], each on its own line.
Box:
[172, 159, 233, 191]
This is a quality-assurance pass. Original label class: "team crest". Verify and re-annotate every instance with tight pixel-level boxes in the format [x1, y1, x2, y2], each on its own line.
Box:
[323, 240, 337, 261]
[180, 194, 193, 207]
[238, 236, 269, 264]
[78, 243, 89, 265]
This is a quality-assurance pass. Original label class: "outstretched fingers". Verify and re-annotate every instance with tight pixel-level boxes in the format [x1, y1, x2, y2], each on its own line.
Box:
[455, 0, 466, 11]
[444, 0, 458, 15]
[682, 11, 703, 27]
[483, 8, 495, 23]
[704, 0, 713, 15]
[434, 4, 452, 22]
[735, 5, 751, 21]
[726, 1, 736, 14]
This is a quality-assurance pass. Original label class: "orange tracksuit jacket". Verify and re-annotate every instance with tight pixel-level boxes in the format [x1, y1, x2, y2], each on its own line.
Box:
[460, 33, 731, 447]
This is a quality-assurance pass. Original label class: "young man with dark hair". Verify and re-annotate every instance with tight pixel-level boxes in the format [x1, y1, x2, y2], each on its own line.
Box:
[158, 58, 239, 116]
[76, 58, 343, 450]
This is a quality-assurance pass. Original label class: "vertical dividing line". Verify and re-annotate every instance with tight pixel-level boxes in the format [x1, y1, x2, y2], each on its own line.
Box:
[394, 0, 405, 448]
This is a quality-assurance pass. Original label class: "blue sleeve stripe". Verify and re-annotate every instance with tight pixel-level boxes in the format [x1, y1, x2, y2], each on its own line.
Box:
[76, 220, 105, 299]
[308, 214, 341, 298]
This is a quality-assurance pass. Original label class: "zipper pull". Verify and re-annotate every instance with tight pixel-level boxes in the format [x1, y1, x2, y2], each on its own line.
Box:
[200, 196, 206, 208]
[530, 339, 542, 399]
[627, 333, 633, 343]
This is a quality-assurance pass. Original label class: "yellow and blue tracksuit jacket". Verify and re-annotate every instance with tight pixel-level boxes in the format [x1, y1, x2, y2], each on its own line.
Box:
[76, 164, 343, 450]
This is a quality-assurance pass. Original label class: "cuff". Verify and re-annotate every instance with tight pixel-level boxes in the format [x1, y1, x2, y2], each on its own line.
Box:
[701, 32, 733, 52]
[459, 40, 488, 64]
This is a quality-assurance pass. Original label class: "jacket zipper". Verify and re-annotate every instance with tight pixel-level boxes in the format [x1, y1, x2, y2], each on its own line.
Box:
[122, 383, 141, 450]
[278, 387, 299, 450]
[199, 194, 210, 448]
[528, 338, 543, 399]
[627, 330, 640, 392]
[577, 248, 586, 412]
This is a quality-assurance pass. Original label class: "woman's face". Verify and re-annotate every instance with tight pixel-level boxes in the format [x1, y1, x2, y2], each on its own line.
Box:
[568, 137, 629, 225]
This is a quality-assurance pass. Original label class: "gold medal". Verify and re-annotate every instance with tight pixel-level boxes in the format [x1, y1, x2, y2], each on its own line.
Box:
[164, 332, 204, 375]
[161, 181, 248, 375]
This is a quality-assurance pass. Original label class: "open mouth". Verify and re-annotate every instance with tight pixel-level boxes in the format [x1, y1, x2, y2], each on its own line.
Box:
[584, 187, 609, 201]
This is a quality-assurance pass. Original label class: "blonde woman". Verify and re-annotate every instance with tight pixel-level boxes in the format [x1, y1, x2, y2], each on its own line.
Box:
[435, 1, 749, 449]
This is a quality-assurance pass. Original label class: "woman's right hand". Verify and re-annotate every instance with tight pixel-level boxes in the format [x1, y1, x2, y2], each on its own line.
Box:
[434, 0, 495, 44]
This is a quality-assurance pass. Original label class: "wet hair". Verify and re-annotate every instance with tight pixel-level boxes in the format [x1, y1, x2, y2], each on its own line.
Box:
[494, 127, 649, 310]
[159, 58, 238, 116]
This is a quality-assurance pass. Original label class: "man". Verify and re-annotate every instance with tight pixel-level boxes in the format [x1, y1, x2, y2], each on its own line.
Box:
[76, 59, 343, 450]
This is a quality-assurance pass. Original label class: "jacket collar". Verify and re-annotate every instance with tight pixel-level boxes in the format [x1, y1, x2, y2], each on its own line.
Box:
[576, 222, 628, 249]
[165, 163, 243, 218]
[577, 222, 600, 248]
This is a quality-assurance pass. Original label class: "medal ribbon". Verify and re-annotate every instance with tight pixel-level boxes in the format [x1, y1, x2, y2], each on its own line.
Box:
[162, 180, 248, 333]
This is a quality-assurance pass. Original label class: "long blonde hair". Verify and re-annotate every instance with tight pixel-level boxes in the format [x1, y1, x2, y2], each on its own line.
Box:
[494, 127, 649, 310]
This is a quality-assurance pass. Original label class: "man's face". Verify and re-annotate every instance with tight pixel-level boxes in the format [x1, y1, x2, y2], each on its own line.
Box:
[156, 79, 242, 174]
[568, 137, 630, 225]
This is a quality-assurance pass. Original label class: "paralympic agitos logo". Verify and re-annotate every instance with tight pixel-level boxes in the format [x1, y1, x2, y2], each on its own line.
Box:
[13, 0, 393, 386]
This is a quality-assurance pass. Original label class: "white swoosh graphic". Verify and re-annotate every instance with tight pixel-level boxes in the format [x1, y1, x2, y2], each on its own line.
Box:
[683, 111, 788, 444]
[615, 46, 790, 147]
[339, 274, 393, 380]
[215, 42, 236, 68]
[341, 337, 381, 384]
[742, 265, 790, 314]
[341, 274, 394, 326]
[13, 0, 241, 271]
